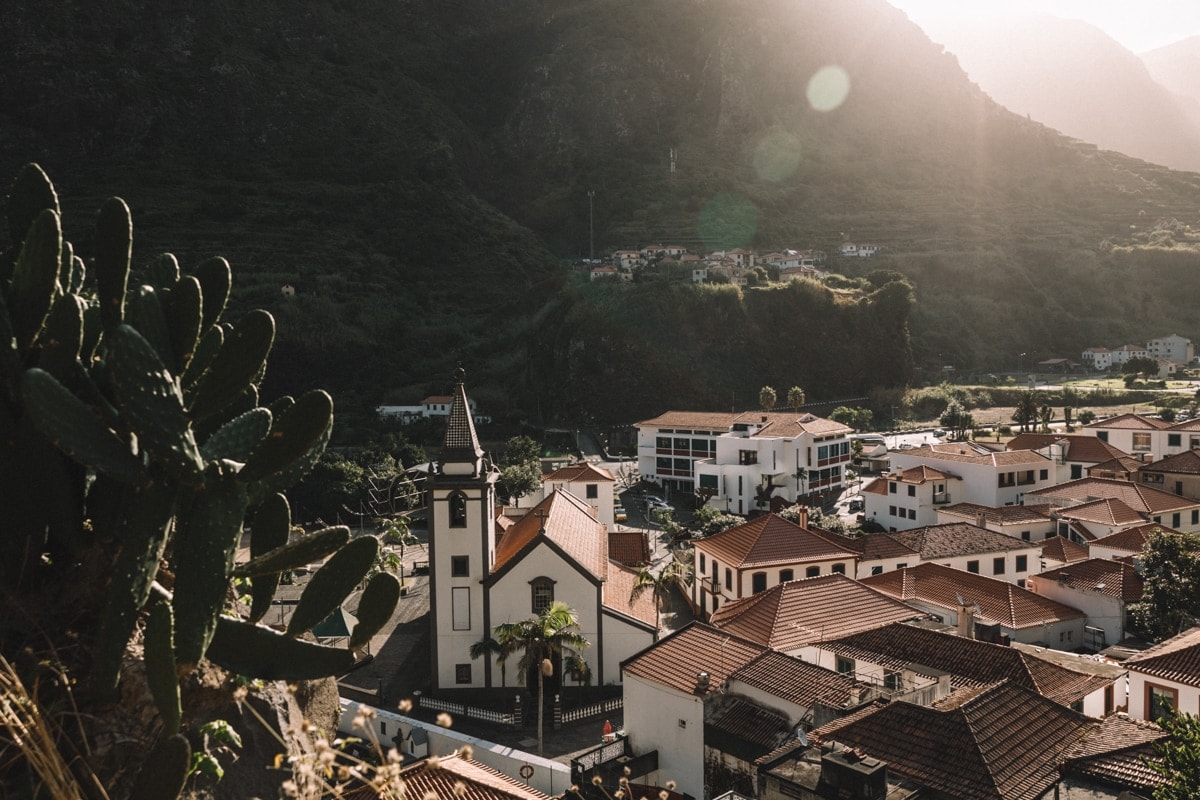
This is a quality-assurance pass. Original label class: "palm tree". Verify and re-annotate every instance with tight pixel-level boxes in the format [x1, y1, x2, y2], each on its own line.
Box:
[469, 634, 514, 688]
[494, 601, 590, 756]
[630, 560, 692, 641]
[787, 385, 806, 410]
[760, 385, 778, 412]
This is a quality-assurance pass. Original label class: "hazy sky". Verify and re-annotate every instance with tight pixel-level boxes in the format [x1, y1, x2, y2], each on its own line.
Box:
[890, 0, 1200, 53]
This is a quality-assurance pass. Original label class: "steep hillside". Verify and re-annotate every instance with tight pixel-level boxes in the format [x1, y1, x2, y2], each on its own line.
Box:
[915, 14, 1200, 173]
[3, 0, 1199, 424]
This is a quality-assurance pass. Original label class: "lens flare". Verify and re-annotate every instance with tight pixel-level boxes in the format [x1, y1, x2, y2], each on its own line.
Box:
[753, 129, 803, 182]
[697, 194, 758, 252]
[806, 65, 851, 112]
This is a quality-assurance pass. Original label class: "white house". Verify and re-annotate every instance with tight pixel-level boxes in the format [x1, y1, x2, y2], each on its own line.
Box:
[636, 410, 853, 512]
[885, 523, 1043, 588]
[1026, 559, 1144, 650]
[511, 461, 618, 529]
[378, 392, 488, 426]
[1109, 344, 1150, 366]
[427, 377, 654, 692]
[621, 624, 766, 800]
[689, 511, 859, 618]
[1125, 626, 1200, 721]
[1006, 433, 1133, 483]
[1081, 347, 1112, 370]
[1147, 333, 1194, 366]
[889, 442, 1056, 508]
[1082, 413, 1174, 461]
[861, 465, 960, 530]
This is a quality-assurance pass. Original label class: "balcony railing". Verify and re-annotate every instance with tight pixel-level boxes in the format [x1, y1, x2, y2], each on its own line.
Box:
[933, 491, 950, 504]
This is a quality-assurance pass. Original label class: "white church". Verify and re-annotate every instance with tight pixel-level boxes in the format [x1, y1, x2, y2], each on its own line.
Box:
[428, 375, 657, 691]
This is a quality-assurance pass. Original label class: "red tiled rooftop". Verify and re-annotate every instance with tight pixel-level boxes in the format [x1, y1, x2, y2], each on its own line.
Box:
[1124, 625, 1200, 686]
[897, 443, 1050, 467]
[542, 462, 615, 483]
[1006, 433, 1131, 464]
[1056, 497, 1146, 526]
[608, 530, 650, 566]
[1040, 537, 1091, 564]
[1028, 477, 1199, 515]
[889, 523, 1038, 560]
[492, 490, 607, 579]
[861, 563, 1085, 630]
[1139, 448, 1200, 475]
[602, 562, 658, 627]
[621, 623, 765, 695]
[1060, 714, 1167, 792]
[1084, 413, 1172, 430]
[383, 752, 555, 800]
[694, 513, 857, 569]
[939, 502, 1055, 525]
[824, 622, 1113, 707]
[731, 649, 859, 708]
[1090, 522, 1172, 555]
[709, 574, 926, 651]
[811, 681, 1093, 800]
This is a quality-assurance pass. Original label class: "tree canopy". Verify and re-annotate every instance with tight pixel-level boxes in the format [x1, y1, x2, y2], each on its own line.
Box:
[1128, 529, 1200, 642]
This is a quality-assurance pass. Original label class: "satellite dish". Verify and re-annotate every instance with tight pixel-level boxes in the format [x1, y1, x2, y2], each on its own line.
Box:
[956, 593, 965, 606]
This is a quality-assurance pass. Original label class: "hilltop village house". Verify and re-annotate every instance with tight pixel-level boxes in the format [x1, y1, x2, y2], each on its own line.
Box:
[426, 378, 654, 692]
[635, 410, 854, 513]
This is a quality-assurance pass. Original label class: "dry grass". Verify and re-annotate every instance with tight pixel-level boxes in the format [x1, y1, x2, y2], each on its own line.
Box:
[0, 655, 109, 800]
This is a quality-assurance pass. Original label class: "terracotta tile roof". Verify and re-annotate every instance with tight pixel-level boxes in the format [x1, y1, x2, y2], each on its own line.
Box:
[1124, 625, 1200, 686]
[709, 574, 926, 651]
[823, 622, 1113, 707]
[1085, 413, 1171, 430]
[731, 649, 860, 708]
[862, 476, 890, 496]
[1139, 448, 1200, 475]
[694, 513, 857, 569]
[888, 523, 1038, 560]
[705, 695, 791, 755]
[1090, 522, 1164, 555]
[811, 681, 1093, 800]
[816, 530, 918, 562]
[898, 443, 1050, 467]
[1006, 433, 1131, 464]
[636, 410, 739, 430]
[1087, 455, 1144, 476]
[860, 563, 1085, 630]
[390, 752, 555, 800]
[939, 502, 1055, 525]
[602, 561, 657, 626]
[607, 530, 650, 566]
[1040, 537, 1091, 564]
[1034, 558, 1144, 603]
[1060, 714, 1167, 792]
[636, 410, 852, 439]
[1056, 497, 1146, 526]
[891, 465, 958, 483]
[621, 623, 765, 695]
[542, 462, 615, 483]
[491, 490, 607, 579]
[1028, 477, 1200, 515]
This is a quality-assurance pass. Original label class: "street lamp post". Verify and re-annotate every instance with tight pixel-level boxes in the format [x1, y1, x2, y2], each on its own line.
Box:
[588, 190, 595, 262]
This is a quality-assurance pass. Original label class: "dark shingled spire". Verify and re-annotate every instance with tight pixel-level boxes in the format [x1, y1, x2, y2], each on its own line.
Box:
[441, 367, 483, 467]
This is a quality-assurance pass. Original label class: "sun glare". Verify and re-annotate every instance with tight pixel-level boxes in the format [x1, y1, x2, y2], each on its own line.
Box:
[806, 65, 851, 113]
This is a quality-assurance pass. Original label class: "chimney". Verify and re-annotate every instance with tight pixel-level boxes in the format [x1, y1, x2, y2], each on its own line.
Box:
[956, 602, 976, 639]
[975, 510, 987, 529]
[819, 745, 889, 800]
[761, 415, 768, 423]
[796, 504, 809, 529]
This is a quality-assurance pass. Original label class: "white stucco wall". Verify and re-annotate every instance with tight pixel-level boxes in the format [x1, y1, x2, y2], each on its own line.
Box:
[338, 700, 571, 796]
[489, 542, 605, 684]
[1025, 578, 1129, 646]
[622, 674, 706, 800]
[1128, 672, 1200, 720]
[600, 612, 653, 687]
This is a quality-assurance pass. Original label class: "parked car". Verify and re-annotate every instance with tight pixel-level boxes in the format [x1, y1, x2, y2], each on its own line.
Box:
[614, 506, 628, 522]
[847, 497, 865, 513]
[645, 498, 672, 515]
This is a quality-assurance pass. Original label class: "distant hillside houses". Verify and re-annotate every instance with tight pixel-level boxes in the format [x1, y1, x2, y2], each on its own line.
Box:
[838, 241, 881, 257]
[377, 394, 490, 425]
[586, 244, 835, 285]
[1082, 333, 1194, 371]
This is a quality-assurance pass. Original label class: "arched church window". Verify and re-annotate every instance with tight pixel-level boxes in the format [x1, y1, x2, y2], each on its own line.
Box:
[530, 576, 555, 613]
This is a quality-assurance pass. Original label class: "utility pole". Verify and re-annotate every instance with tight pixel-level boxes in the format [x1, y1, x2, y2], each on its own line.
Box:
[588, 189, 595, 261]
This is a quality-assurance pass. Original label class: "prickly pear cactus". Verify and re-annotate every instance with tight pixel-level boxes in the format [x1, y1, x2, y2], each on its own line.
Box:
[0, 165, 401, 796]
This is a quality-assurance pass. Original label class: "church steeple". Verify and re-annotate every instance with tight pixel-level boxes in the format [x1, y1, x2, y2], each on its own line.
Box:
[440, 367, 484, 476]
